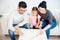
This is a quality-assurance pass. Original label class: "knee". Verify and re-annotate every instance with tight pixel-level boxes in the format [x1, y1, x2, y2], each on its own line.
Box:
[25, 23, 29, 27]
[46, 29, 50, 33]
[20, 23, 30, 29]
[25, 23, 29, 26]
[8, 30, 14, 36]
[50, 22, 57, 29]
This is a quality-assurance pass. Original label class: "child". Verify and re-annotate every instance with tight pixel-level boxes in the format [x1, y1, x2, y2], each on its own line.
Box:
[29, 7, 42, 29]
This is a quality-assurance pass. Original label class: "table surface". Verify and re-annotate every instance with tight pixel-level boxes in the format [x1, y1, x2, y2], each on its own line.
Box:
[18, 29, 47, 40]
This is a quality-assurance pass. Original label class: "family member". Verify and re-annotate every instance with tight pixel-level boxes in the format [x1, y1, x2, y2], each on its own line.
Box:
[29, 7, 42, 29]
[38, 1, 57, 39]
[8, 1, 30, 40]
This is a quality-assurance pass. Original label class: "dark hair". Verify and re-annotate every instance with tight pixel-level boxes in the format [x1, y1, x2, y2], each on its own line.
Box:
[32, 7, 39, 23]
[32, 7, 38, 11]
[18, 1, 27, 8]
[38, 1, 47, 9]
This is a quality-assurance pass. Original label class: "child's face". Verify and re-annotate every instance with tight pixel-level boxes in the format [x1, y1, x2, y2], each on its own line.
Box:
[32, 10, 38, 16]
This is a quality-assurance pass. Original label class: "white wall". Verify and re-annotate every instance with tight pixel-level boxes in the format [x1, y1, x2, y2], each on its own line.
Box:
[0, 0, 60, 15]
[0, 0, 60, 26]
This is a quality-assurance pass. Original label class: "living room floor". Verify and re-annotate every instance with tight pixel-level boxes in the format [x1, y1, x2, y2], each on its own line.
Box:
[0, 35, 60, 40]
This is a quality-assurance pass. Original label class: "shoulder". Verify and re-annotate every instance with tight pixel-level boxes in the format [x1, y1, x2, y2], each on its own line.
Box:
[46, 9, 52, 15]
[38, 14, 41, 18]
[46, 9, 53, 16]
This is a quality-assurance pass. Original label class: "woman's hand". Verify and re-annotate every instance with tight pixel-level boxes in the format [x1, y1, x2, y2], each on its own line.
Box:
[39, 29, 44, 35]
[14, 25, 23, 36]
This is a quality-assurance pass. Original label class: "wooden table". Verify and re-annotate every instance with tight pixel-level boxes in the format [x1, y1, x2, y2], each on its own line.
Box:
[18, 29, 47, 40]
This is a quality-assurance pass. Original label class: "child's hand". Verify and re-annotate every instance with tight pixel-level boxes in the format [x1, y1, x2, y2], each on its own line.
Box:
[39, 25, 42, 29]
[36, 24, 42, 29]
[30, 25, 33, 28]
[36, 25, 39, 28]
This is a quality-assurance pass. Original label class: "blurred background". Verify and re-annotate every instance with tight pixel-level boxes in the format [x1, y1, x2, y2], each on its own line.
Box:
[0, 0, 60, 40]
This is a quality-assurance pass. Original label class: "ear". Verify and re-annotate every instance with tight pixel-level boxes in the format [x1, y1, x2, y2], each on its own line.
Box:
[17, 7, 19, 11]
[17, 7, 20, 12]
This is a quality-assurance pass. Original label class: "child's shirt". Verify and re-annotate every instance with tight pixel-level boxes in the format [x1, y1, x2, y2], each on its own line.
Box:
[29, 14, 41, 26]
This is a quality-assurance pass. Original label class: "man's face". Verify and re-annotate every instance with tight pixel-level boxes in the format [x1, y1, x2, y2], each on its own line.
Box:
[18, 7, 27, 14]
[38, 7, 46, 14]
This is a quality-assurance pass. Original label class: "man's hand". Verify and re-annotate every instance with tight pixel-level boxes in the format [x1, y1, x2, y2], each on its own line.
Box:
[14, 28, 23, 36]
[14, 25, 23, 36]
[19, 31, 23, 36]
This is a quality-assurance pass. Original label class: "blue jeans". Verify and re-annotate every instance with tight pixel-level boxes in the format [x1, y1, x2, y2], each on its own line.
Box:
[42, 20, 57, 39]
[8, 23, 30, 40]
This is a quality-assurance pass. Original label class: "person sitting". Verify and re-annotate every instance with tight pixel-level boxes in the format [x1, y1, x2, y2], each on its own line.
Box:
[29, 7, 42, 29]
[38, 1, 57, 39]
[8, 1, 30, 40]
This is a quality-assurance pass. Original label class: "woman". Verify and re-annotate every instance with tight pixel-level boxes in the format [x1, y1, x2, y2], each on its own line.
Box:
[38, 1, 57, 39]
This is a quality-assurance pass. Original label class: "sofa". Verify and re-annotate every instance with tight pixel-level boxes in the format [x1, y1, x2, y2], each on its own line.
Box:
[0, 12, 60, 36]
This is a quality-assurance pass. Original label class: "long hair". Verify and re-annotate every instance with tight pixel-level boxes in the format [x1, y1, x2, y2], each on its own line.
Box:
[32, 7, 38, 23]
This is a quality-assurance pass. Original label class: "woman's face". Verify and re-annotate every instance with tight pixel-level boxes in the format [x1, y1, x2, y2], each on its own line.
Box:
[32, 10, 38, 16]
[38, 7, 46, 14]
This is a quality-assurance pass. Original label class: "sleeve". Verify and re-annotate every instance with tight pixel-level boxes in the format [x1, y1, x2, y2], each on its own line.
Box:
[38, 14, 42, 21]
[48, 10, 53, 24]
[8, 13, 15, 31]
[18, 13, 29, 26]
[38, 14, 41, 19]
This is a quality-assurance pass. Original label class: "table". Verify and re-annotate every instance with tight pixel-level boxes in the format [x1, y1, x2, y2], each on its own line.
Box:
[18, 29, 47, 40]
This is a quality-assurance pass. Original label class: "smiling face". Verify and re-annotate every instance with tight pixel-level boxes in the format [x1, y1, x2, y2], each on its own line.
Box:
[17, 1, 27, 14]
[18, 7, 27, 14]
[38, 7, 46, 14]
[32, 10, 38, 16]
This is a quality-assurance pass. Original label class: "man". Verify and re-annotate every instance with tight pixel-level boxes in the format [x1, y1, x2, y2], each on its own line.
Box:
[38, 1, 57, 39]
[8, 1, 30, 40]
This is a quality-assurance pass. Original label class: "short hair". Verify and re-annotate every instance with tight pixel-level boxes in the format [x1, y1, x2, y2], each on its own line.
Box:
[32, 7, 38, 23]
[18, 1, 27, 8]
